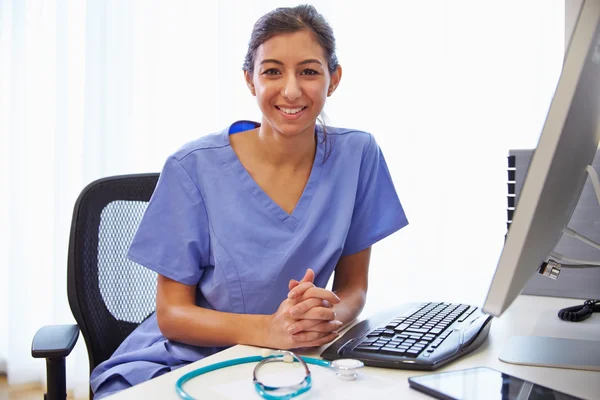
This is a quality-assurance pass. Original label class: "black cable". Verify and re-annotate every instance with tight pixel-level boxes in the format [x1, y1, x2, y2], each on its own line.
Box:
[558, 300, 600, 322]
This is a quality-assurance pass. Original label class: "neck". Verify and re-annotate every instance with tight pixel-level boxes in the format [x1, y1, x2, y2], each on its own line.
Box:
[255, 121, 317, 169]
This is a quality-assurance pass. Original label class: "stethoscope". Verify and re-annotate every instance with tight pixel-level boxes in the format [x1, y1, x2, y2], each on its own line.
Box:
[175, 349, 364, 400]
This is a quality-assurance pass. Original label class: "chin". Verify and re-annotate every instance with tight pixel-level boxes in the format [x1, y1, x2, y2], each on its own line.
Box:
[275, 123, 316, 138]
[268, 116, 318, 137]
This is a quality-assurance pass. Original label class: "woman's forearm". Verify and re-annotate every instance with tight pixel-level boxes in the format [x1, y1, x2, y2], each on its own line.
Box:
[157, 304, 271, 347]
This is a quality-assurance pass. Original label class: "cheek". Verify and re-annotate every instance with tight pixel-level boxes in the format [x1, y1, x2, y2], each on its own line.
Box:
[306, 80, 328, 95]
[255, 83, 278, 103]
[306, 85, 328, 105]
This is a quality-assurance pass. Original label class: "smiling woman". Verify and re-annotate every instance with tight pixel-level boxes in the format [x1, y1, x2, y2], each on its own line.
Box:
[88, 4, 408, 399]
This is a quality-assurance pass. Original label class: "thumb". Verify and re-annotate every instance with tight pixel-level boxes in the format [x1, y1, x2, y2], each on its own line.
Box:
[288, 269, 315, 291]
[301, 268, 315, 284]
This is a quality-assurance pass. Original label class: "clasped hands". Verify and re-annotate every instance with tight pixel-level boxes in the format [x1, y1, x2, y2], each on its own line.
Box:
[269, 269, 343, 350]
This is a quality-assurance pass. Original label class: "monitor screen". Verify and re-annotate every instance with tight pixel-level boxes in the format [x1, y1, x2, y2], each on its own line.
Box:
[483, 0, 600, 317]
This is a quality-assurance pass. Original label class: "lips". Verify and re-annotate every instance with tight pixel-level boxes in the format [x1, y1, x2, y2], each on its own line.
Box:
[275, 105, 308, 120]
[276, 106, 307, 115]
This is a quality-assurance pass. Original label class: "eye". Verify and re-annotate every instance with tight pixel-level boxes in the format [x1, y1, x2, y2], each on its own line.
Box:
[301, 69, 319, 76]
[262, 68, 281, 76]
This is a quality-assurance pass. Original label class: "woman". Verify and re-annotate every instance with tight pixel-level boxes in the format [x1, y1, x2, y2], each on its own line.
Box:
[91, 4, 408, 398]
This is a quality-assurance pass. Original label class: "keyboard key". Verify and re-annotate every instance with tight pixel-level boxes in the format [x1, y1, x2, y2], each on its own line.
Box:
[442, 330, 454, 340]
[380, 348, 406, 356]
[361, 337, 378, 344]
[355, 345, 381, 352]
[405, 350, 421, 357]
[430, 328, 443, 335]
[394, 323, 410, 332]
[458, 307, 476, 322]
[405, 328, 429, 334]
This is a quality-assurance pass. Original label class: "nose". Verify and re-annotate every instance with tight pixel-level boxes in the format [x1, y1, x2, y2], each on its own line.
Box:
[282, 75, 302, 101]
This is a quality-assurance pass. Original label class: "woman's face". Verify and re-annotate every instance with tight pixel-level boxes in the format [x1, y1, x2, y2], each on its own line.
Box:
[245, 30, 341, 138]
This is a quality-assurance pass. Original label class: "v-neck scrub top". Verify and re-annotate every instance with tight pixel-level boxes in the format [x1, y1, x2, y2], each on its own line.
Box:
[90, 121, 409, 398]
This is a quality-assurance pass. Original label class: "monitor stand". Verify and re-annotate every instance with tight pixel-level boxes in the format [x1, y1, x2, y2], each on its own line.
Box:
[499, 164, 600, 372]
[499, 336, 600, 371]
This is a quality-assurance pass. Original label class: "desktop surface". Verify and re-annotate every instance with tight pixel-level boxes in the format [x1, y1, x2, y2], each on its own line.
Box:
[107, 295, 600, 400]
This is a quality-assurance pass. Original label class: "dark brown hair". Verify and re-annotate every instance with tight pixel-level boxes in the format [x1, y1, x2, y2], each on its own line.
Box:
[243, 4, 339, 161]
[243, 4, 339, 74]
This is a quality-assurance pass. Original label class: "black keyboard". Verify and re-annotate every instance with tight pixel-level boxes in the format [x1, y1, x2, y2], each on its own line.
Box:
[321, 301, 493, 370]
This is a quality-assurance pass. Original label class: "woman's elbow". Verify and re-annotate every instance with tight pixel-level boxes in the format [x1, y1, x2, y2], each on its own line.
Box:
[156, 305, 181, 341]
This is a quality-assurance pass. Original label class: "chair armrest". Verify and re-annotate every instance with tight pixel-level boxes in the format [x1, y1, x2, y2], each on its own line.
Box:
[31, 324, 79, 359]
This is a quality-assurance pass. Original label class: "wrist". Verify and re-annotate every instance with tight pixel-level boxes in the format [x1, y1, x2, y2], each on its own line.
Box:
[239, 313, 272, 347]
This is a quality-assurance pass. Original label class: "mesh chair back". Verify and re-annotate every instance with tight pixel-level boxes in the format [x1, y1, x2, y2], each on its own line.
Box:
[67, 174, 160, 374]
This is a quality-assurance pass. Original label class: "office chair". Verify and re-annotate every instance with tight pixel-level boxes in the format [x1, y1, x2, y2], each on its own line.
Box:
[31, 173, 160, 400]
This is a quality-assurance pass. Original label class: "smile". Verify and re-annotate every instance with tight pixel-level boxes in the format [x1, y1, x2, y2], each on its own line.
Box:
[275, 106, 307, 115]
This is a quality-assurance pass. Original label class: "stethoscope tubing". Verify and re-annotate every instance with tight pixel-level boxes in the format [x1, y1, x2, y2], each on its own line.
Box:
[175, 354, 331, 400]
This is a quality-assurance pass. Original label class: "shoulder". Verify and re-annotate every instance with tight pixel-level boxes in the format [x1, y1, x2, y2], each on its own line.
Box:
[156, 127, 231, 192]
[319, 125, 378, 160]
[320, 125, 373, 145]
[169, 128, 229, 163]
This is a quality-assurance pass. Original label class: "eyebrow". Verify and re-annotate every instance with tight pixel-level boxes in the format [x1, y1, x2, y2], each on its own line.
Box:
[259, 58, 323, 66]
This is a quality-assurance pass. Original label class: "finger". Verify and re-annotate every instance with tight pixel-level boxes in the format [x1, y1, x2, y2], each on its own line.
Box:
[287, 319, 322, 334]
[291, 330, 329, 342]
[293, 331, 339, 348]
[302, 268, 315, 284]
[289, 298, 325, 317]
[292, 320, 343, 335]
[296, 306, 336, 321]
[290, 269, 314, 292]
[298, 287, 341, 304]
[287, 281, 315, 299]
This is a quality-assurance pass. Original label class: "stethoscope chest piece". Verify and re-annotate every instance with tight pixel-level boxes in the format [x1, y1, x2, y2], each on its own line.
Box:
[330, 359, 364, 380]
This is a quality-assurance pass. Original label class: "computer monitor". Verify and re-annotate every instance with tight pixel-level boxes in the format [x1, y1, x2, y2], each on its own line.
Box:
[483, 0, 600, 370]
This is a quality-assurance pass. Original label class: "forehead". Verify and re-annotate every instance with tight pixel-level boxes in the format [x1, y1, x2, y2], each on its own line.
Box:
[255, 30, 327, 63]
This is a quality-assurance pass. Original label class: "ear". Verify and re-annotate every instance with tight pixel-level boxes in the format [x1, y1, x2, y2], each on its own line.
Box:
[327, 65, 342, 97]
[244, 70, 256, 96]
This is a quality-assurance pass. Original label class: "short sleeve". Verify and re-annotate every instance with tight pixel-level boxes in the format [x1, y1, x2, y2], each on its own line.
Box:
[342, 135, 409, 256]
[127, 156, 209, 286]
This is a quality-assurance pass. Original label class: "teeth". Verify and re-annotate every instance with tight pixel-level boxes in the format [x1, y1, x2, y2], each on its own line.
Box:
[279, 107, 304, 115]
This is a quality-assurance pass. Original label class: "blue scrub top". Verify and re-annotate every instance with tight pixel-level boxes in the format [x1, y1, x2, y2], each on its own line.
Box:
[91, 121, 408, 398]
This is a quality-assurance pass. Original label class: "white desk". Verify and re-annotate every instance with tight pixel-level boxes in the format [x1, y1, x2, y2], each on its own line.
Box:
[108, 295, 600, 400]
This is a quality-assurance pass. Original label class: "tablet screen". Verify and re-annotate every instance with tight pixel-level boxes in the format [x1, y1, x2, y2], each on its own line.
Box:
[408, 367, 582, 400]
